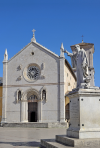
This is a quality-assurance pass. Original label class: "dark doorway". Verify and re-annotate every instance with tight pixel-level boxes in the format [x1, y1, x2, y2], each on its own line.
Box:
[28, 102, 37, 122]
[30, 112, 35, 122]
[65, 103, 70, 121]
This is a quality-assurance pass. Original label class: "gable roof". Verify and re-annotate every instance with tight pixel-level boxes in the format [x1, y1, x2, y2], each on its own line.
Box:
[8, 41, 59, 63]
[71, 42, 94, 47]
[70, 42, 94, 53]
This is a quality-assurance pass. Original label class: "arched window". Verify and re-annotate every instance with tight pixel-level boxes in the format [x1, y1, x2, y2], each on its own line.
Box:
[42, 90, 46, 101]
[17, 89, 22, 102]
[18, 90, 21, 101]
[68, 83, 70, 86]
[65, 103, 70, 121]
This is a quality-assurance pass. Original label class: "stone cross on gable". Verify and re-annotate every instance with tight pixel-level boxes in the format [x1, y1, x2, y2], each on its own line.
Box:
[32, 29, 36, 38]
[31, 29, 36, 42]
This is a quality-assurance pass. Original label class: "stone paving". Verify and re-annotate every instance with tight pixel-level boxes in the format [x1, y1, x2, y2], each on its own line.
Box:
[0, 127, 68, 148]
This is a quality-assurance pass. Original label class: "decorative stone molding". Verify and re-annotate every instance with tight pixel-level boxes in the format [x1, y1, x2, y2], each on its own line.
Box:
[60, 43, 65, 58]
[17, 76, 22, 81]
[22, 88, 41, 101]
[17, 65, 22, 71]
[40, 75, 45, 79]
[23, 63, 41, 83]
[31, 29, 36, 42]
[41, 63, 45, 70]
[41, 86, 47, 102]
[16, 89, 23, 103]
[40, 63, 45, 79]
[3, 49, 8, 62]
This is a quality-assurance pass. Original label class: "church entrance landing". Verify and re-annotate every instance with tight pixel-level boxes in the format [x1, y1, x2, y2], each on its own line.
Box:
[28, 102, 37, 122]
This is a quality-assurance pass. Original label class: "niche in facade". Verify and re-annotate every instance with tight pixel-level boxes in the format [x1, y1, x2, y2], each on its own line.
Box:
[16, 90, 22, 102]
[42, 90, 46, 102]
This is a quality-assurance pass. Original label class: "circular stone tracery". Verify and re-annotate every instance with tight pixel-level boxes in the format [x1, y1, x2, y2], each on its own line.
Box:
[27, 66, 40, 80]
[23, 64, 41, 82]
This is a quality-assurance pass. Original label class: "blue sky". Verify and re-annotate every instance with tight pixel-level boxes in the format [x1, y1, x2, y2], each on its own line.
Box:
[0, 0, 100, 86]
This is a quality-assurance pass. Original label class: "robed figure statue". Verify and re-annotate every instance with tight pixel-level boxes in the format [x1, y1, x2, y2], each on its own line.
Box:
[64, 44, 90, 88]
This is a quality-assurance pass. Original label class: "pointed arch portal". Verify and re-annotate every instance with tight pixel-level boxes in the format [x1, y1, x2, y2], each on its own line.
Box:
[20, 89, 42, 122]
[27, 93, 38, 122]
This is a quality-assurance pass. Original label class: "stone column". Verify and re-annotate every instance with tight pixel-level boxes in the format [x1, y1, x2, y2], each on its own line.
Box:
[21, 101, 28, 122]
[38, 100, 42, 122]
[1, 52, 8, 123]
[59, 43, 65, 122]
[24, 101, 28, 122]
[21, 101, 24, 122]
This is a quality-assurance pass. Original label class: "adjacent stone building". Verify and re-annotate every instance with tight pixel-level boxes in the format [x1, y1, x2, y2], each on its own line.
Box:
[1, 32, 76, 124]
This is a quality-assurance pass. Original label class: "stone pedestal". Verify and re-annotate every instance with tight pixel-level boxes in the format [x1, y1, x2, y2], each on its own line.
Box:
[40, 88, 100, 148]
[67, 88, 100, 139]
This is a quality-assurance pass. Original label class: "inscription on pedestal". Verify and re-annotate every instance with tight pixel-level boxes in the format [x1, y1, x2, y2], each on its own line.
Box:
[70, 99, 79, 120]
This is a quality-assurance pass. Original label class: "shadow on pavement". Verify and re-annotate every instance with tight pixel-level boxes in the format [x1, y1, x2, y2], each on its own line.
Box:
[0, 141, 40, 147]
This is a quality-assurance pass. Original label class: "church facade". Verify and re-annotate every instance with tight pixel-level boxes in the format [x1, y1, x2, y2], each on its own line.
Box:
[1, 32, 76, 124]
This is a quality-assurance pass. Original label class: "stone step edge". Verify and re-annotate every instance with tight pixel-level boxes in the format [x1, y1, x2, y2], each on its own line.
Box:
[1, 123, 48, 128]
[56, 135, 75, 146]
[41, 139, 58, 148]
[41, 139, 67, 148]
[56, 135, 100, 147]
[1, 122, 67, 128]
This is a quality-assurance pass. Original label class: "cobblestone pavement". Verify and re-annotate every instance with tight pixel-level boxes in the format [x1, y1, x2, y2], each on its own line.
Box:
[0, 127, 67, 148]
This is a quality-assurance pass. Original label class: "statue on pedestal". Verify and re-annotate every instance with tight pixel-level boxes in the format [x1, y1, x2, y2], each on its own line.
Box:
[64, 44, 90, 88]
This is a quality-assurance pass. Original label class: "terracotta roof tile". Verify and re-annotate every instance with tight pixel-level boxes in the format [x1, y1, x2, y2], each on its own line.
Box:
[71, 42, 94, 47]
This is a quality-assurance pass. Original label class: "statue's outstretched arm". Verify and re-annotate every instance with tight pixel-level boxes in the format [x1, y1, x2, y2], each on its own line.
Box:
[64, 49, 73, 57]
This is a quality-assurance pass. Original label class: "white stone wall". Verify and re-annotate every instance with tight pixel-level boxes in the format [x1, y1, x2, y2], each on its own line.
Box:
[3, 42, 61, 123]
[64, 63, 76, 94]
[7, 43, 59, 85]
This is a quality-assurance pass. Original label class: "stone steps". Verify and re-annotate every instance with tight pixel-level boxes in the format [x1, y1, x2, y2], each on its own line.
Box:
[41, 139, 71, 148]
[56, 135, 75, 146]
[1, 122, 67, 128]
[1, 123, 48, 128]
[56, 135, 100, 147]
[41, 135, 100, 148]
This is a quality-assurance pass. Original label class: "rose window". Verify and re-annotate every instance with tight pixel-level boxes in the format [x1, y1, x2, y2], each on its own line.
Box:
[23, 64, 41, 82]
[27, 66, 40, 80]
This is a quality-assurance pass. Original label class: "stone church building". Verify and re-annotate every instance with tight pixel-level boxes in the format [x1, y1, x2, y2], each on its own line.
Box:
[1, 31, 76, 124]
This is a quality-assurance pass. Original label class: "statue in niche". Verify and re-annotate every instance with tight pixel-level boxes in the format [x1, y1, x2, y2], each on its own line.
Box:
[18, 90, 21, 101]
[64, 45, 90, 88]
[42, 90, 46, 101]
